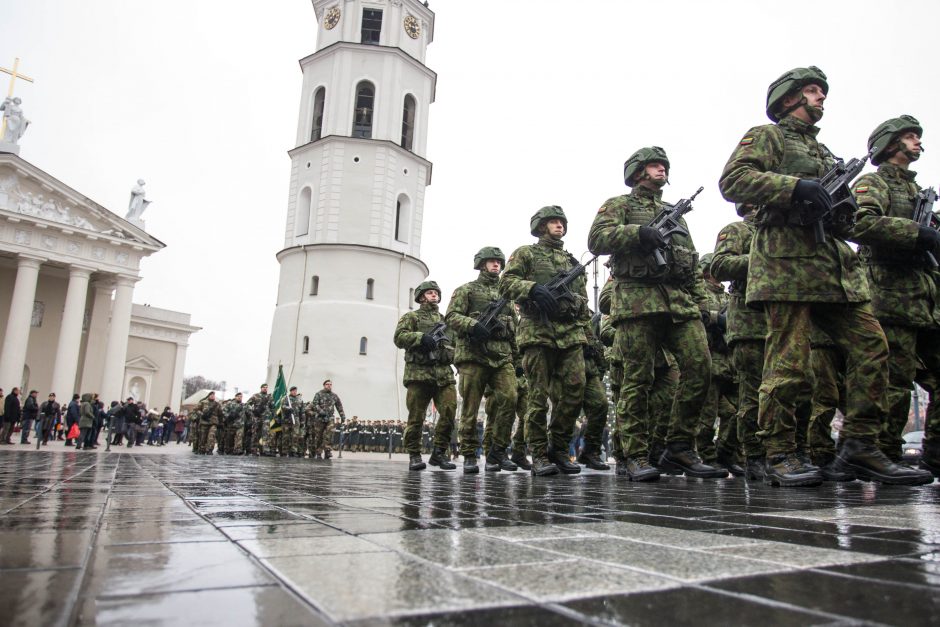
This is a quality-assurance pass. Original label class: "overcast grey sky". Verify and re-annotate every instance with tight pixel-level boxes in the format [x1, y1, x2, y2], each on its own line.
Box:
[3, 0, 938, 396]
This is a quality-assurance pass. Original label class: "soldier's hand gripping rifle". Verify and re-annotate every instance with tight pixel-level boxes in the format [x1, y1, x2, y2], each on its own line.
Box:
[647, 186, 704, 268]
[530, 255, 599, 323]
[912, 187, 939, 269]
[425, 322, 450, 361]
[802, 148, 875, 244]
[471, 298, 509, 345]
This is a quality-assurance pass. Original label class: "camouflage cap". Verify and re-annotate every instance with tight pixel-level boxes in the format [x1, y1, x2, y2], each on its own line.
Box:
[623, 146, 669, 187]
[766, 66, 828, 122]
[868, 115, 923, 165]
[414, 280, 441, 302]
[473, 246, 506, 270]
[529, 206, 568, 236]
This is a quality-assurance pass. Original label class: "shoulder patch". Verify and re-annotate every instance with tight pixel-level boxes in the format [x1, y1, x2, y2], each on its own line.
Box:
[739, 136, 754, 146]
[597, 204, 608, 213]
[855, 185, 869, 194]
[718, 233, 728, 241]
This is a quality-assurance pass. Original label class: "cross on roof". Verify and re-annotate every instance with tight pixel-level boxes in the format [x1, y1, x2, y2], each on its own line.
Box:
[1, 57, 34, 99]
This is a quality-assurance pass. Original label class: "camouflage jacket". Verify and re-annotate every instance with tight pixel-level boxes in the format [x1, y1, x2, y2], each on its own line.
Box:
[307, 389, 346, 422]
[588, 186, 705, 323]
[498, 236, 588, 350]
[222, 399, 247, 426]
[394, 303, 456, 387]
[702, 279, 732, 379]
[719, 116, 869, 305]
[852, 164, 939, 328]
[280, 394, 303, 427]
[196, 398, 223, 426]
[246, 391, 273, 419]
[445, 270, 516, 368]
[710, 218, 767, 344]
[582, 322, 609, 378]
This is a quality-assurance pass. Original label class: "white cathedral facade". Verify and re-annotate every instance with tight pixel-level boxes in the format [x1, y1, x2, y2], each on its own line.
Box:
[267, 0, 436, 420]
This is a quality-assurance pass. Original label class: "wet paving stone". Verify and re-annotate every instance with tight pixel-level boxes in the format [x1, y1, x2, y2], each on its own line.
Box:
[0, 448, 936, 625]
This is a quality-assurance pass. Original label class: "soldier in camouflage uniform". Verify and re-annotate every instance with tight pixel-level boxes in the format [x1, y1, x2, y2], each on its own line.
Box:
[393, 281, 458, 470]
[246, 384, 273, 456]
[711, 203, 767, 479]
[589, 147, 723, 481]
[719, 66, 931, 486]
[189, 406, 201, 453]
[808, 336, 847, 477]
[446, 247, 519, 473]
[499, 206, 589, 476]
[221, 392, 246, 455]
[195, 391, 222, 455]
[575, 318, 612, 470]
[275, 387, 302, 457]
[307, 380, 346, 459]
[852, 115, 940, 477]
[696, 254, 742, 475]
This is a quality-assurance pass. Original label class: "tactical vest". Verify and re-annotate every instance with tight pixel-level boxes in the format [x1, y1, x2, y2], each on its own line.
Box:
[520, 244, 585, 322]
[404, 311, 454, 366]
[861, 170, 922, 265]
[757, 123, 831, 225]
[465, 281, 513, 339]
[608, 197, 697, 285]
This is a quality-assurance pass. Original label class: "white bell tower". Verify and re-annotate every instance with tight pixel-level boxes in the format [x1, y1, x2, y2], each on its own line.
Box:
[267, 0, 436, 420]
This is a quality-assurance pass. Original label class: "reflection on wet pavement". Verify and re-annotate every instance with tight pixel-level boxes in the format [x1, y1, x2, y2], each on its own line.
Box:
[0, 450, 937, 625]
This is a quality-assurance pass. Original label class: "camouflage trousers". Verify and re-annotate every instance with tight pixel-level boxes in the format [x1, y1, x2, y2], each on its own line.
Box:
[759, 302, 888, 456]
[483, 380, 528, 454]
[220, 424, 238, 454]
[616, 316, 710, 458]
[696, 372, 738, 463]
[248, 415, 265, 454]
[272, 422, 295, 456]
[731, 340, 765, 458]
[648, 352, 680, 451]
[457, 362, 516, 457]
[808, 345, 845, 460]
[197, 423, 218, 454]
[882, 324, 940, 457]
[522, 345, 585, 457]
[312, 420, 336, 455]
[579, 371, 609, 452]
[404, 382, 456, 455]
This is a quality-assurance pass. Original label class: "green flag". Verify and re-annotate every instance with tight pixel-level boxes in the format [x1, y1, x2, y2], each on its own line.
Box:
[270, 364, 287, 434]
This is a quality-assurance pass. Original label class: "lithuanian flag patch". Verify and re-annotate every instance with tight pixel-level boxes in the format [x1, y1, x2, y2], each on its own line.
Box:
[855, 185, 869, 194]
[740, 136, 754, 146]
[718, 233, 728, 241]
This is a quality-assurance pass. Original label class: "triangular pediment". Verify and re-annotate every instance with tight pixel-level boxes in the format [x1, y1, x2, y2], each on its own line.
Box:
[0, 153, 163, 249]
[125, 355, 160, 372]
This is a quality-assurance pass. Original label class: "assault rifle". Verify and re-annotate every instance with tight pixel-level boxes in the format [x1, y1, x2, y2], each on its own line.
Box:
[803, 148, 875, 244]
[912, 187, 939, 268]
[425, 322, 450, 361]
[472, 298, 509, 343]
[648, 186, 704, 268]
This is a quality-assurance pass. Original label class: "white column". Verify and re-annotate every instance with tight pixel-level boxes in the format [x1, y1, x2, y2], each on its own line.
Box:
[0, 255, 44, 390]
[99, 275, 138, 404]
[169, 343, 188, 412]
[79, 279, 115, 394]
[48, 266, 93, 398]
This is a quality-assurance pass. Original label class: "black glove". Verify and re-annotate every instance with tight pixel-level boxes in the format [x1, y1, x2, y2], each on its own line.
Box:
[917, 226, 940, 253]
[420, 333, 437, 351]
[716, 312, 727, 332]
[469, 322, 491, 342]
[638, 226, 667, 252]
[515, 366, 525, 378]
[792, 179, 832, 222]
[700, 310, 710, 325]
[529, 284, 560, 317]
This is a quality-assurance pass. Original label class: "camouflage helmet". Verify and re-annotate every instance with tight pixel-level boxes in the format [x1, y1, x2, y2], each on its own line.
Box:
[473, 246, 506, 270]
[529, 205, 568, 236]
[623, 146, 669, 187]
[414, 280, 441, 303]
[868, 115, 923, 166]
[765, 66, 828, 123]
[734, 202, 756, 217]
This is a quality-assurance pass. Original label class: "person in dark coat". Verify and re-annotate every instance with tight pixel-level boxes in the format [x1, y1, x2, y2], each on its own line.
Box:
[20, 390, 39, 444]
[65, 394, 80, 446]
[39, 393, 61, 445]
[1, 388, 21, 444]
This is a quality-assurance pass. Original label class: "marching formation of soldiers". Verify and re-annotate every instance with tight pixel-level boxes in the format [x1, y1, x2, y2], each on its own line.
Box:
[394, 65, 939, 487]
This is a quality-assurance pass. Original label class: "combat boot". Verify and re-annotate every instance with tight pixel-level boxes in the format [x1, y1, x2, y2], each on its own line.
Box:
[618, 456, 660, 482]
[409, 454, 426, 471]
[496, 449, 518, 471]
[795, 448, 819, 471]
[715, 450, 746, 477]
[838, 438, 933, 485]
[613, 457, 628, 476]
[577, 446, 610, 471]
[921, 441, 940, 478]
[744, 456, 765, 480]
[547, 449, 581, 474]
[813, 451, 855, 482]
[463, 456, 480, 474]
[324, 450, 332, 459]
[510, 450, 532, 471]
[428, 448, 456, 470]
[484, 449, 503, 472]
[764, 452, 823, 487]
[530, 454, 560, 477]
[659, 442, 729, 478]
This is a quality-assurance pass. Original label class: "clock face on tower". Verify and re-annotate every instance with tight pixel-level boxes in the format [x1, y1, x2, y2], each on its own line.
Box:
[324, 6, 341, 30]
[403, 15, 420, 39]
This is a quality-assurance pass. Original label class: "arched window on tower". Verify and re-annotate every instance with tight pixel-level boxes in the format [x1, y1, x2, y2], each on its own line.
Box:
[359, 337, 368, 355]
[295, 187, 312, 237]
[310, 275, 319, 296]
[401, 94, 416, 150]
[302, 336, 310, 354]
[408, 288, 414, 309]
[395, 194, 411, 243]
[366, 278, 375, 300]
[311, 87, 326, 141]
[353, 81, 375, 139]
